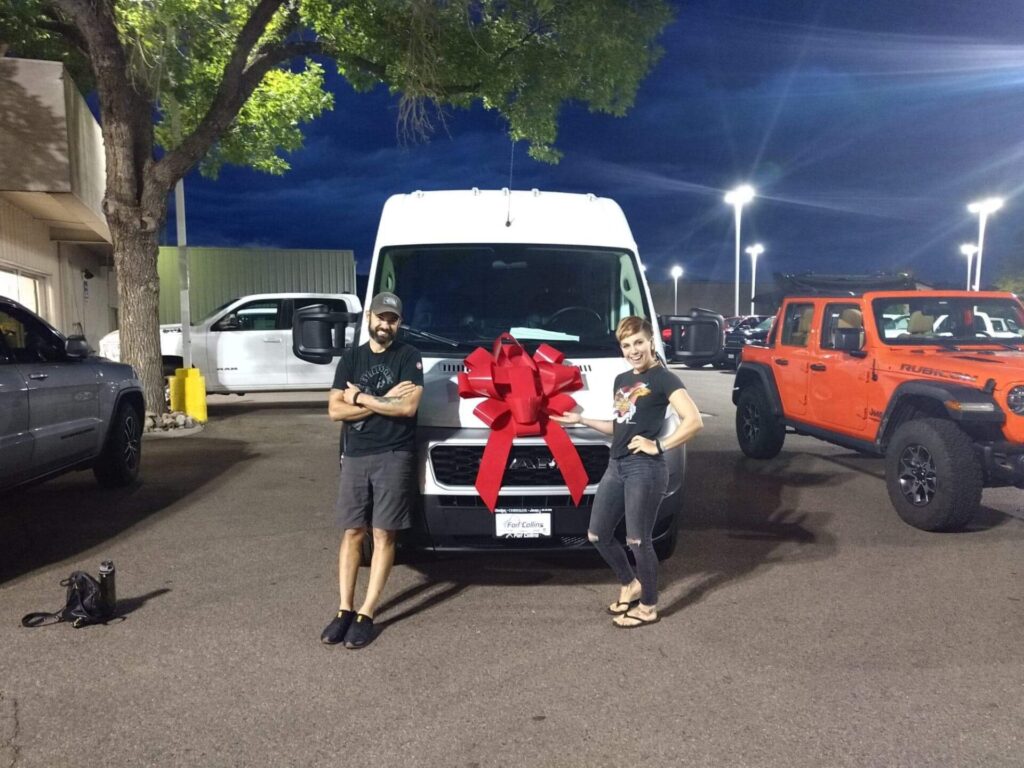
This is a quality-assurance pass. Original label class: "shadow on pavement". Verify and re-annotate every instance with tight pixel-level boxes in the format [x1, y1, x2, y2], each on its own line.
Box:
[0, 437, 251, 584]
[205, 398, 325, 423]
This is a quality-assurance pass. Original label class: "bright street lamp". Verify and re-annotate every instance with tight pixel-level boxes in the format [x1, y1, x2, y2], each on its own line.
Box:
[725, 184, 756, 316]
[959, 243, 978, 291]
[670, 265, 683, 314]
[745, 243, 764, 314]
[967, 197, 1004, 291]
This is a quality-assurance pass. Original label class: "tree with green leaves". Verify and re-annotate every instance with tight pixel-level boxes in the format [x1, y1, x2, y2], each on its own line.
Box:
[1, 0, 672, 412]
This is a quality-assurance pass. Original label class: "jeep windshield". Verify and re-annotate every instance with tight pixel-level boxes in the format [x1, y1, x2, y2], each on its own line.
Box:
[373, 244, 651, 356]
[872, 296, 1024, 346]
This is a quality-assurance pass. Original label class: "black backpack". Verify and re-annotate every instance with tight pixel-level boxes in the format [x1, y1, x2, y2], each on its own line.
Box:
[21, 571, 113, 629]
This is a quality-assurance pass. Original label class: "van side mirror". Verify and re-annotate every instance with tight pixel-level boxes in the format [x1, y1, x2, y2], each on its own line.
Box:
[64, 335, 90, 359]
[292, 304, 357, 364]
[213, 313, 241, 331]
[660, 309, 724, 363]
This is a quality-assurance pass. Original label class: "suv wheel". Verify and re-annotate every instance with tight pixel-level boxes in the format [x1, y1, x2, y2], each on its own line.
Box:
[93, 401, 143, 487]
[736, 386, 785, 459]
[884, 418, 981, 532]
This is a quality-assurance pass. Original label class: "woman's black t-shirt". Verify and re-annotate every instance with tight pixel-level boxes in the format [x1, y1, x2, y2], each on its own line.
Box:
[609, 364, 685, 459]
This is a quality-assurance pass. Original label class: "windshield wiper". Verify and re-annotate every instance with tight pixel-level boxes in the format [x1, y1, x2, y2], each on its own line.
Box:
[399, 325, 461, 348]
[955, 338, 1024, 351]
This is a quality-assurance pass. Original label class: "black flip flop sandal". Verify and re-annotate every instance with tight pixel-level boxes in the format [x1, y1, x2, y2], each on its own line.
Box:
[613, 609, 660, 628]
[606, 599, 640, 616]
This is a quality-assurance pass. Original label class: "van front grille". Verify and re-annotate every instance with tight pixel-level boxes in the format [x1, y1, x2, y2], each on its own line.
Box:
[430, 444, 609, 487]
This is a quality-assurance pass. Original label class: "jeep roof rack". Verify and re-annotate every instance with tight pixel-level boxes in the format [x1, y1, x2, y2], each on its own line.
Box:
[756, 272, 918, 306]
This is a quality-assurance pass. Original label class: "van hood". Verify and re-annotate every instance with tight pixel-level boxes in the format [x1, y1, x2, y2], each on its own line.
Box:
[418, 356, 631, 429]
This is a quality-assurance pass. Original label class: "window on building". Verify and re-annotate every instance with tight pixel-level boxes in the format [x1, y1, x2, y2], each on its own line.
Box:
[0, 268, 46, 316]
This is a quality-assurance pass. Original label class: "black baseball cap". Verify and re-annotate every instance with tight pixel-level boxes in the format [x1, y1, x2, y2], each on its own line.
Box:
[368, 291, 403, 318]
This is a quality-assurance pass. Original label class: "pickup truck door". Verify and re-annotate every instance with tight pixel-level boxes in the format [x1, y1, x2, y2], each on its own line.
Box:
[807, 304, 871, 434]
[771, 302, 815, 418]
[285, 298, 354, 388]
[0, 304, 99, 475]
[208, 299, 288, 389]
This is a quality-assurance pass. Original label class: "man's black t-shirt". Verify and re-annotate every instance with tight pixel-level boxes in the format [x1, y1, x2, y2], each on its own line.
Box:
[333, 340, 423, 456]
[609, 364, 685, 459]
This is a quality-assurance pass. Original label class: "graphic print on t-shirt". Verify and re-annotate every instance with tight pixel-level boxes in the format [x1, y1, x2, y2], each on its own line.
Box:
[613, 381, 652, 423]
[359, 363, 395, 396]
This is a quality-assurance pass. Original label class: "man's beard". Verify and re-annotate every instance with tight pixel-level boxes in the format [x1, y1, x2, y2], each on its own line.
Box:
[371, 325, 394, 344]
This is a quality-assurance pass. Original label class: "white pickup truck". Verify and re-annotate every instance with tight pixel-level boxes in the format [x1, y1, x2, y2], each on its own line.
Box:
[98, 293, 360, 393]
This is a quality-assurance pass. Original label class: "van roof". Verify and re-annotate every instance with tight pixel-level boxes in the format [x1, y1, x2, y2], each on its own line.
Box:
[372, 189, 638, 253]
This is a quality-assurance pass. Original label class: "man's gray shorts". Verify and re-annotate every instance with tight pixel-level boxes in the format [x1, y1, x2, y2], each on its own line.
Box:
[335, 450, 416, 530]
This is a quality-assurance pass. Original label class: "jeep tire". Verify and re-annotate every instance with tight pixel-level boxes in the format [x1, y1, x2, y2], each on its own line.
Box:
[93, 401, 143, 487]
[884, 418, 982, 532]
[736, 386, 786, 459]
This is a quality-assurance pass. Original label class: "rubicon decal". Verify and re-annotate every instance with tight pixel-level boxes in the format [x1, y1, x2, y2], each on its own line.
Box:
[899, 364, 976, 383]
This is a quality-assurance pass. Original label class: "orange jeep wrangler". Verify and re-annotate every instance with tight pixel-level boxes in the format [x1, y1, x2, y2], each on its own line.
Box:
[733, 289, 1024, 531]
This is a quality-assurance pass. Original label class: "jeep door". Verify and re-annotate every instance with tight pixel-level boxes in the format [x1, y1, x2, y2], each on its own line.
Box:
[208, 299, 288, 389]
[0, 304, 100, 475]
[0, 332, 31, 486]
[772, 302, 814, 418]
[807, 303, 870, 434]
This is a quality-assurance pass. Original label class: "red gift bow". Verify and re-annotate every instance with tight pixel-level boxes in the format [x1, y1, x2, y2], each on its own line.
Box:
[457, 333, 589, 513]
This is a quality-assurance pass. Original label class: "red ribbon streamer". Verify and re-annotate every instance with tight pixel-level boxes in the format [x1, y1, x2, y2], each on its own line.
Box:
[457, 334, 589, 513]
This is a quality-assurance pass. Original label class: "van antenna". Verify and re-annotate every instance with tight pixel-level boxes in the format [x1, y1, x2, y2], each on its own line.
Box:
[505, 140, 515, 227]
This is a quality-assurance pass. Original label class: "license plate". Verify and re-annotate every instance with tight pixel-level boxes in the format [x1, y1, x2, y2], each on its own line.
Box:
[494, 510, 552, 538]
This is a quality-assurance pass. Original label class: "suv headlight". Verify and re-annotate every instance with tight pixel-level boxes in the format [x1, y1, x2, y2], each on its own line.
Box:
[1008, 386, 1024, 415]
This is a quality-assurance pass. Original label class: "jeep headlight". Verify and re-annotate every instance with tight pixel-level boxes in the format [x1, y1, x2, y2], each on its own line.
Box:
[1007, 386, 1024, 415]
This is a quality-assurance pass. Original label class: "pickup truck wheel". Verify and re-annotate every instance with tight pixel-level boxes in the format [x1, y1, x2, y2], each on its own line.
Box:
[736, 386, 785, 459]
[884, 418, 981, 532]
[93, 401, 143, 487]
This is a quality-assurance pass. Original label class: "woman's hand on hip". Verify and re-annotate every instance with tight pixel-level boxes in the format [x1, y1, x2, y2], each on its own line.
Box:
[628, 436, 659, 455]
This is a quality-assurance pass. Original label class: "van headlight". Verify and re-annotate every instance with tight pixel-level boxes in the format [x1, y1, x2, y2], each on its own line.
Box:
[1007, 386, 1024, 415]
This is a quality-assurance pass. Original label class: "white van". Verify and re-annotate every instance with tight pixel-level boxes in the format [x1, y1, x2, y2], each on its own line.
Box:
[297, 189, 717, 558]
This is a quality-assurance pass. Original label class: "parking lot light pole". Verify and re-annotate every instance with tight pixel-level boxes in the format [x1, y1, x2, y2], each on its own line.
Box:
[959, 243, 978, 291]
[725, 185, 756, 317]
[745, 243, 764, 315]
[967, 197, 1004, 291]
[671, 265, 683, 314]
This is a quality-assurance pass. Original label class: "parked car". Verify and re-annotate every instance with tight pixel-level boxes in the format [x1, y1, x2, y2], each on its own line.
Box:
[660, 308, 727, 368]
[723, 315, 774, 368]
[733, 289, 1024, 532]
[0, 296, 145, 492]
[98, 293, 361, 394]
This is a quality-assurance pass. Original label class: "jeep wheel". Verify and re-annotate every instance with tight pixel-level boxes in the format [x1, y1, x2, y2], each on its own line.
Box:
[736, 386, 785, 459]
[884, 418, 981, 532]
[93, 401, 143, 487]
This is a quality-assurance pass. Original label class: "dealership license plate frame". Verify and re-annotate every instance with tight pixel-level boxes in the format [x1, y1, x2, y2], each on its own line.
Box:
[494, 509, 553, 539]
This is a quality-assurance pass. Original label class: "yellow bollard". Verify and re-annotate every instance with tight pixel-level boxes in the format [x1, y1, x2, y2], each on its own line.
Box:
[183, 367, 208, 423]
[169, 369, 187, 412]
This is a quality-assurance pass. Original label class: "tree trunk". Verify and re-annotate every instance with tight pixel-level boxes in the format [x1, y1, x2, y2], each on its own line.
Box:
[109, 210, 164, 414]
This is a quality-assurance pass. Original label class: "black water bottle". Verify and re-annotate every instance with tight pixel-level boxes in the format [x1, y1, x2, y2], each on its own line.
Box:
[98, 560, 116, 616]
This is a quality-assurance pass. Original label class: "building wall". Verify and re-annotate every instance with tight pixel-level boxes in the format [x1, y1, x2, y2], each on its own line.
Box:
[0, 196, 115, 341]
[157, 246, 358, 323]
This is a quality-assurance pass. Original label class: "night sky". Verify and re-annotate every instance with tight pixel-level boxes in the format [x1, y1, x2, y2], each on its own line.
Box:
[171, 0, 1024, 289]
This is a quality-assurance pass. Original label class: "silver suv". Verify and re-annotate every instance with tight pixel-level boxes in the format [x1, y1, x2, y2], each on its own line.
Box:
[0, 297, 145, 491]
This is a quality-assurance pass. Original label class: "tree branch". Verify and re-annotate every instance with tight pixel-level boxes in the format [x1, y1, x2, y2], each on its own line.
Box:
[37, 9, 88, 55]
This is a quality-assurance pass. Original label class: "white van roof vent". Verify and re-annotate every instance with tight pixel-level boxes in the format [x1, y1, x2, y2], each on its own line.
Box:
[501, 187, 510, 196]
[471, 187, 480, 196]
[531, 188, 540, 196]
[414, 189, 425, 198]
[587, 193, 596, 202]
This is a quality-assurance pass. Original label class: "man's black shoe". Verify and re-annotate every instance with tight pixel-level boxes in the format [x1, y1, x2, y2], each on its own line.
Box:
[344, 613, 375, 649]
[321, 610, 355, 645]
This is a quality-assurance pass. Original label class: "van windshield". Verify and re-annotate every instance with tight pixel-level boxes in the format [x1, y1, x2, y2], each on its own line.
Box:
[373, 244, 650, 356]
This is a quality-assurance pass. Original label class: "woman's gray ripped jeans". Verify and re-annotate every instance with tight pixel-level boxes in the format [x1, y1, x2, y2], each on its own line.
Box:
[588, 454, 669, 606]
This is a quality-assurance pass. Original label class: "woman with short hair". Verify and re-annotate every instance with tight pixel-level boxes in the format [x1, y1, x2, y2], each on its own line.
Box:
[552, 316, 703, 627]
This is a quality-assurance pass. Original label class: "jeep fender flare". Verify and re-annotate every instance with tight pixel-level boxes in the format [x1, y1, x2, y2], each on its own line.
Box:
[732, 362, 783, 418]
[877, 380, 1004, 450]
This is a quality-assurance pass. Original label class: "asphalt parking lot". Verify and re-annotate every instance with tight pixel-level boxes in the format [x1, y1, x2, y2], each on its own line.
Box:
[1, 367, 1023, 767]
